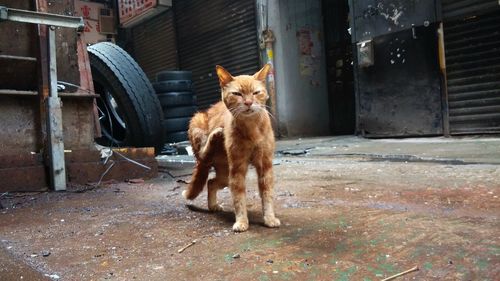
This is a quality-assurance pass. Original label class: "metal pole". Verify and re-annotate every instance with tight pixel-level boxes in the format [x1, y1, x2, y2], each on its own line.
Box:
[263, 29, 278, 128]
[46, 25, 67, 191]
[438, 22, 450, 137]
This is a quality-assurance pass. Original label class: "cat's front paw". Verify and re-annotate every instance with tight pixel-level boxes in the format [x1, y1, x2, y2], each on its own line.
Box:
[232, 221, 249, 232]
[208, 203, 224, 212]
[213, 127, 224, 134]
[264, 216, 281, 228]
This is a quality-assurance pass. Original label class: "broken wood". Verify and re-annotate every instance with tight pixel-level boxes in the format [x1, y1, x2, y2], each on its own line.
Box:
[381, 266, 419, 281]
[177, 240, 196, 253]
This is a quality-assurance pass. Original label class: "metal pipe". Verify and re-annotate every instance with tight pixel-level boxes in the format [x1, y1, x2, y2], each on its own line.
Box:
[0, 6, 83, 31]
[262, 29, 278, 125]
[438, 22, 450, 137]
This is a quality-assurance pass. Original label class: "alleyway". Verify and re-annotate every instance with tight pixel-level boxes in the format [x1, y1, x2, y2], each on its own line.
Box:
[0, 136, 499, 280]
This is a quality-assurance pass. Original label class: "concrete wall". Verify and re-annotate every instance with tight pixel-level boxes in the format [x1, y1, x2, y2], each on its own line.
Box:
[259, 0, 330, 137]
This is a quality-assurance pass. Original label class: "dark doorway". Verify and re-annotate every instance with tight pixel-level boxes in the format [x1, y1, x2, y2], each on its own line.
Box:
[322, 0, 356, 135]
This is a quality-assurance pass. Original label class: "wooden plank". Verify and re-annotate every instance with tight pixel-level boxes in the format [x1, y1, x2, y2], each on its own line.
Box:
[0, 90, 37, 96]
[67, 159, 158, 184]
[0, 166, 48, 193]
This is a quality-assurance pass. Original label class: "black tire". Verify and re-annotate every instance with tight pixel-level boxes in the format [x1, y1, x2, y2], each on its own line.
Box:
[164, 131, 188, 143]
[87, 42, 164, 154]
[163, 105, 197, 119]
[163, 117, 191, 133]
[157, 92, 196, 108]
[156, 70, 192, 82]
[153, 80, 193, 92]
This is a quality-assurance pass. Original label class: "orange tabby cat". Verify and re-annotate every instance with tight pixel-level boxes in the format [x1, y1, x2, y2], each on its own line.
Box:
[183, 64, 280, 232]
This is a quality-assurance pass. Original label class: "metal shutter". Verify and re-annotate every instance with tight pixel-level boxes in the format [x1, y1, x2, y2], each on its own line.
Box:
[442, 0, 500, 20]
[174, 0, 260, 109]
[443, 5, 500, 134]
[131, 10, 178, 81]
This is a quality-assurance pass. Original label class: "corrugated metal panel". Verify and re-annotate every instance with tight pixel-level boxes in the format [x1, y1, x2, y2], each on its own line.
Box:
[131, 10, 178, 81]
[444, 10, 500, 134]
[442, 0, 500, 20]
[174, 0, 260, 109]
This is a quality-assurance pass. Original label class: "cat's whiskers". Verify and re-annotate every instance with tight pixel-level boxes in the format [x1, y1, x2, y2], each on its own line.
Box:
[228, 107, 241, 118]
[262, 105, 278, 123]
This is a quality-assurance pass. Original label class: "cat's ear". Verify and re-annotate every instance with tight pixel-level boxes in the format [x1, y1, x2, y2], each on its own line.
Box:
[215, 65, 233, 87]
[253, 64, 271, 82]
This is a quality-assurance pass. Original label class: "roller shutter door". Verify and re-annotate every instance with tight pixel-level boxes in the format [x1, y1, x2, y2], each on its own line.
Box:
[443, 1, 500, 134]
[131, 10, 178, 81]
[174, 0, 260, 109]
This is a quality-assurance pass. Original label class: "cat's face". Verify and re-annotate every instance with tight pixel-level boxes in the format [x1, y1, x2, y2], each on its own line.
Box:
[216, 65, 271, 118]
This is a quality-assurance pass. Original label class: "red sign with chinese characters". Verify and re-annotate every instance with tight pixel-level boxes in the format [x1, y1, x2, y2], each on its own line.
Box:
[118, 0, 157, 25]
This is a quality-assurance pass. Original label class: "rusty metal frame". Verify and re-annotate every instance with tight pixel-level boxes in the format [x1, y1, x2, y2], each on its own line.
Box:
[76, 37, 102, 138]
[0, 4, 84, 191]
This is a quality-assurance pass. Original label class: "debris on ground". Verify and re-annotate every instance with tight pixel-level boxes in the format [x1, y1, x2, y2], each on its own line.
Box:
[127, 178, 145, 184]
[0, 136, 499, 280]
[177, 240, 197, 253]
[381, 266, 419, 281]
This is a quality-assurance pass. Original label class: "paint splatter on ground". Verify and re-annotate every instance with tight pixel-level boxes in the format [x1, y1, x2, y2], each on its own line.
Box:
[1, 137, 499, 280]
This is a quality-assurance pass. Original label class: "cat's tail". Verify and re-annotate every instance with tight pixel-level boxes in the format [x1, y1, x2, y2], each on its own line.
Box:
[182, 161, 210, 200]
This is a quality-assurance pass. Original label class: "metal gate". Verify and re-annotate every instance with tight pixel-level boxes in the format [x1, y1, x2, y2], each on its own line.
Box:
[131, 10, 178, 80]
[174, 0, 260, 109]
[349, 0, 442, 137]
[443, 1, 500, 134]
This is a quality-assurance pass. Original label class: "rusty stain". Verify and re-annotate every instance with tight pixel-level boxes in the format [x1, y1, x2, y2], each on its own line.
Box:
[0, 145, 498, 279]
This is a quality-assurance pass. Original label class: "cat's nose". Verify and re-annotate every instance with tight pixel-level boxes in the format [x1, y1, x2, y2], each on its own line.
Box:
[244, 99, 253, 107]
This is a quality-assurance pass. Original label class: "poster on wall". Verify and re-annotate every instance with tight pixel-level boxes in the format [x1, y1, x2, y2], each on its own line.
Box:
[297, 28, 322, 84]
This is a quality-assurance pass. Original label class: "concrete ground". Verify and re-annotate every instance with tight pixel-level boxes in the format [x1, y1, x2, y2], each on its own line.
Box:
[0, 136, 499, 281]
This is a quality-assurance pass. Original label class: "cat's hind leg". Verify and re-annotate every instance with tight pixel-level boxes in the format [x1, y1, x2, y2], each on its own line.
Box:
[207, 166, 228, 212]
[188, 112, 209, 157]
[199, 127, 224, 160]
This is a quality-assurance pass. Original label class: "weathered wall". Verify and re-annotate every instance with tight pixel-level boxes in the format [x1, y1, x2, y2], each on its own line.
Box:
[0, 0, 80, 87]
[263, 0, 330, 137]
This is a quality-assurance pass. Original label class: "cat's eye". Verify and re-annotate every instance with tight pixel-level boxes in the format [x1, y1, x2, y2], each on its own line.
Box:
[253, 91, 260, 95]
[231, 92, 242, 96]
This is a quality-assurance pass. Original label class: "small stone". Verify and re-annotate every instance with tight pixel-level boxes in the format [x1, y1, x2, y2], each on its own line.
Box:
[128, 178, 144, 184]
[42, 251, 51, 257]
[232, 254, 240, 259]
[266, 259, 274, 264]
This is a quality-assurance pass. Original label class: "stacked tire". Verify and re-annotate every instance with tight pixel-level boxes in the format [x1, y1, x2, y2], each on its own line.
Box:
[152, 71, 197, 144]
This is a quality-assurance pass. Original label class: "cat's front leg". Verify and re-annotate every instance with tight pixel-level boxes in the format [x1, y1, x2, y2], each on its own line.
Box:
[229, 161, 249, 232]
[256, 155, 280, 228]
